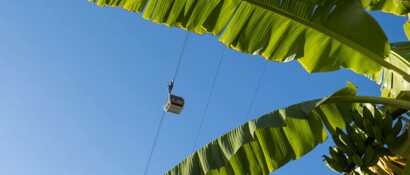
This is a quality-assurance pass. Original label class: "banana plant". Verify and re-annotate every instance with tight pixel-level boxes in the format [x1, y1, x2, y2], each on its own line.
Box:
[323, 103, 409, 175]
[362, 0, 410, 168]
[368, 42, 410, 98]
[164, 83, 410, 175]
[88, 0, 410, 174]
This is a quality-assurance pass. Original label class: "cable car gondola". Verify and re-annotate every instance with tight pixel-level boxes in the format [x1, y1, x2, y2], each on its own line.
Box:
[164, 80, 184, 114]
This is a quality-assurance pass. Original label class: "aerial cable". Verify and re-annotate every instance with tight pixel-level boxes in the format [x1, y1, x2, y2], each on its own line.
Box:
[172, 32, 190, 83]
[143, 32, 191, 175]
[244, 61, 268, 117]
[191, 47, 226, 152]
[143, 110, 166, 175]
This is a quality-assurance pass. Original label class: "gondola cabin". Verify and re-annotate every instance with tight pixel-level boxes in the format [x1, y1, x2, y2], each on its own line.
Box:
[164, 94, 185, 114]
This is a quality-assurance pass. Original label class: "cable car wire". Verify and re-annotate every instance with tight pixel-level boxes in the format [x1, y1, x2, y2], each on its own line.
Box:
[143, 32, 190, 175]
[143, 110, 166, 175]
[244, 62, 268, 117]
[191, 47, 226, 151]
[172, 32, 190, 83]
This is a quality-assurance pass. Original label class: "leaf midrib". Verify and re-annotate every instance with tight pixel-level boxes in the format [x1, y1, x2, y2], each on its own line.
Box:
[243, 0, 385, 63]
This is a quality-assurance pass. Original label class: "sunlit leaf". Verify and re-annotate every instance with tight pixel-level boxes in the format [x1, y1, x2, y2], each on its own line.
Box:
[368, 42, 410, 98]
[360, 0, 410, 16]
[90, 0, 390, 76]
[165, 84, 360, 175]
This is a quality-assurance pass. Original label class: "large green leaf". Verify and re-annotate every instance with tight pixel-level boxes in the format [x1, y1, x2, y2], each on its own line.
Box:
[90, 0, 390, 76]
[405, 20, 410, 47]
[165, 84, 360, 175]
[368, 42, 410, 98]
[359, 0, 410, 41]
[360, 0, 410, 16]
[163, 83, 410, 175]
[404, 20, 410, 40]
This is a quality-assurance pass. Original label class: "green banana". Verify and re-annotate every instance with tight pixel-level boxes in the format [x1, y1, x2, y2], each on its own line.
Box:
[362, 146, 377, 167]
[323, 155, 346, 173]
[372, 125, 383, 143]
[382, 116, 393, 138]
[338, 130, 352, 146]
[333, 136, 357, 158]
[351, 132, 366, 154]
[325, 105, 408, 175]
[352, 112, 365, 129]
[360, 167, 376, 175]
[329, 147, 350, 172]
[373, 110, 384, 128]
[351, 154, 364, 167]
[362, 117, 375, 138]
[346, 125, 365, 152]
[362, 107, 374, 120]
[351, 170, 361, 175]
[353, 127, 368, 152]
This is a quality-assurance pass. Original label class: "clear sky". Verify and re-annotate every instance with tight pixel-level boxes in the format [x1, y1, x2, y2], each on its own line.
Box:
[0, 1, 407, 175]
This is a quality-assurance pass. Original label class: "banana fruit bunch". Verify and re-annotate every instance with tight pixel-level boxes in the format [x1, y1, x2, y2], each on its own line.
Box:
[323, 104, 409, 175]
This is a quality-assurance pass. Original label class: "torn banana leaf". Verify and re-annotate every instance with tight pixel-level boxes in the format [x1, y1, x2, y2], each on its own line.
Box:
[165, 83, 361, 175]
[90, 0, 390, 76]
[404, 20, 410, 40]
[369, 42, 410, 98]
[360, 0, 410, 16]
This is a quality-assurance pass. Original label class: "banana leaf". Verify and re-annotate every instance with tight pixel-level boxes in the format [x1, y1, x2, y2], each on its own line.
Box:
[360, 0, 410, 16]
[90, 0, 390, 77]
[359, 0, 410, 41]
[404, 20, 410, 40]
[368, 42, 410, 98]
[165, 83, 361, 175]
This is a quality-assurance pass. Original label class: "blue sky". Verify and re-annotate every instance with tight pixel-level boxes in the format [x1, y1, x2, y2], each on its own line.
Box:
[0, 1, 407, 175]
